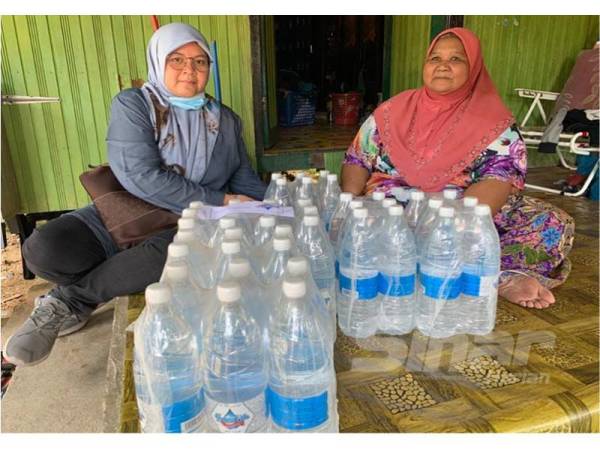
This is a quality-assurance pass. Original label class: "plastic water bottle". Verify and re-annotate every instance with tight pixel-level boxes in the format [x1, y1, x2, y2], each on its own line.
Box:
[320, 174, 341, 230]
[210, 217, 237, 248]
[174, 230, 214, 289]
[204, 281, 268, 433]
[406, 190, 426, 230]
[161, 243, 191, 282]
[223, 256, 271, 346]
[337, 208, 380, 338]
[291, 172, 306, 201]
[334, 199, 364, 277]
[267, 277, 337, 433]
[456, 196, 479, 234]
[254, 215, 276, 246]
[416, 207, 463, 339]
[180, 208, 213, 246]
[163, 261, 212, 348]
[265, 172, 282, 201]
[273, 177, 292, 207]
[327, 193, 353, 247]
[286, 256, 335, 342]
[134, 283, 205, 433]
[223, 226, 252, 257]
[296, 205, 319, 240]
[297, 176, 318, 206]
[377, 206, 417, 335]
[414, 198, 444, 250]
[296, 215, 336, 322]
[294, 197, 313, 220]
[443, 188, 459, 208]
[317, 170, 330, 197]
[460, 204, 500, 335]
[261, 237, 294, 284]
[214, 239, 243, 286]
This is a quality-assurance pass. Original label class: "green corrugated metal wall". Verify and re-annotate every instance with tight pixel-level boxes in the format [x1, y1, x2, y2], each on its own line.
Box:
[464, 15, 597, 125]
[388, 16, 431, 95]
[1, 15, 255, 216]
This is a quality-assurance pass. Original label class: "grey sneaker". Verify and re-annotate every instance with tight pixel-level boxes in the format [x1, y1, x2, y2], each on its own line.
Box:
[4, 296, 73, 366]
[34, 295, 90, 337]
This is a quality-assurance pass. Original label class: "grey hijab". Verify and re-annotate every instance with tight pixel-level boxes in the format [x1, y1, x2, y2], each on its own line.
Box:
[141, 22, 221, 183]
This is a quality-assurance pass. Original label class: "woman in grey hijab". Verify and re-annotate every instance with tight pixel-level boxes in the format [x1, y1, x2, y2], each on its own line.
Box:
[5, 23, 266, 367]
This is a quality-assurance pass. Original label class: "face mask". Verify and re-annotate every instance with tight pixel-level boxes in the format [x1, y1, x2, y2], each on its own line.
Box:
[167, 93, 207, 110]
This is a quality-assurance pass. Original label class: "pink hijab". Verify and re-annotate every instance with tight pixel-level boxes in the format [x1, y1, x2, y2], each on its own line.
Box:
[373, 27, 514, 192]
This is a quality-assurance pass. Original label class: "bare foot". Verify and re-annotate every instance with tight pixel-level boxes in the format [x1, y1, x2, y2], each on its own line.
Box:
[498, 274, 556, 309]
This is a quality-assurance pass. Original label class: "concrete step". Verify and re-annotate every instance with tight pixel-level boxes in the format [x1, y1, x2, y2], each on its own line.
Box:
[1, 283, 116, 432]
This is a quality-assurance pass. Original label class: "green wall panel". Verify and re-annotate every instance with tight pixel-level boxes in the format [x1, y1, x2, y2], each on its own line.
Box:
[464, 15, 597, 126]
[1, 15, 255, 215]
[388, 16, 431, 95]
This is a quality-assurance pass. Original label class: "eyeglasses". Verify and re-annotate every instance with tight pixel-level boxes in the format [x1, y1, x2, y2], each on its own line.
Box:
[166, 55, 210, 72]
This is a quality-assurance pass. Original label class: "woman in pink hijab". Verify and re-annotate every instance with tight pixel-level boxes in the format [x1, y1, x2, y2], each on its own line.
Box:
[341, 27, 574, 309]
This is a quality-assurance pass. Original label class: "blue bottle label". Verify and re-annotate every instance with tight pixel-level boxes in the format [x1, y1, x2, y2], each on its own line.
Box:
[461, 272, 498, 297]
[161, 387, 205, 433]
[420, 272, 461, 300]
[339, 272, 378, 301]
[267, 387, 328, 431]
[378, 273, 416, 296]
[335, 260, 340, 278]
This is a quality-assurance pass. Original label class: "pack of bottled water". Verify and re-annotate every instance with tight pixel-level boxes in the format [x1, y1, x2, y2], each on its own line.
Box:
[335, 188, 501, 340]
[134, 173, 340, 432]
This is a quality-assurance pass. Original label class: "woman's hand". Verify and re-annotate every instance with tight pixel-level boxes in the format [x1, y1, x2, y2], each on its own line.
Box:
[224, 194, 255, 204]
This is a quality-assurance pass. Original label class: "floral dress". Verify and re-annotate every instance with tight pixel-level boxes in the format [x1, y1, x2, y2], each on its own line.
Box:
[344, 115, 575, 288]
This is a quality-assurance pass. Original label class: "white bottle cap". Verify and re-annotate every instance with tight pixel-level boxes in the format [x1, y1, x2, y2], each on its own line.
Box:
[168, 243, 190, 259]
[428, 198, 443, 209]
[221, 239, 241, 255]
[273, 237, 291, 251]
[372, 191, 385, 201]
[382, 198, 397, 208]
[388, 205, 404, 216]
[463, 196, 479, 208]
[177, 218, 195, 230]
[340, 192, 353, 202]
[276, 178, 287, 186]
[224, 226, 243, 240]
[439, 206, 455, 218]
[189, 201, 204, 209]
[219, 217, 236, 229]
[287, 256, 308, 276]
[410, 190, 425, 201]
[271, 172, 282, 181]
[181, 208, 196, 219]
[302, 177, 313, 185]
[217, 281, 241, 304]
[327, 173, 338, 182]
[349, 200, 364, 209]
[174, 230, 195, 243]
[164, 261, 189, 281]
[228, 198, 241, 205]
[353, 208, 368, 219]
[259, 215, 276, 228]
[303, 215, 319, 226]
[275, 224, 293, 237]
[145, 282, 172, 305]
[283, 277, 306, 298]
[228, 257, 251, 278]
[475, 204, 492, 216]
[297, 198, 312, 208]
[443, 189, 458, 200]
[303, 205, 318, 216]
[319, 170, 329, 177]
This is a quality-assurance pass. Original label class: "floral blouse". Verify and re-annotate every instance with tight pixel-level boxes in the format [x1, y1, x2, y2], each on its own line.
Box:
[343, 114, 527, 195]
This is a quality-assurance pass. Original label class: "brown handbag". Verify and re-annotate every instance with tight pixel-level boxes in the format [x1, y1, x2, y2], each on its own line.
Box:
[79, 165, 179, 250]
